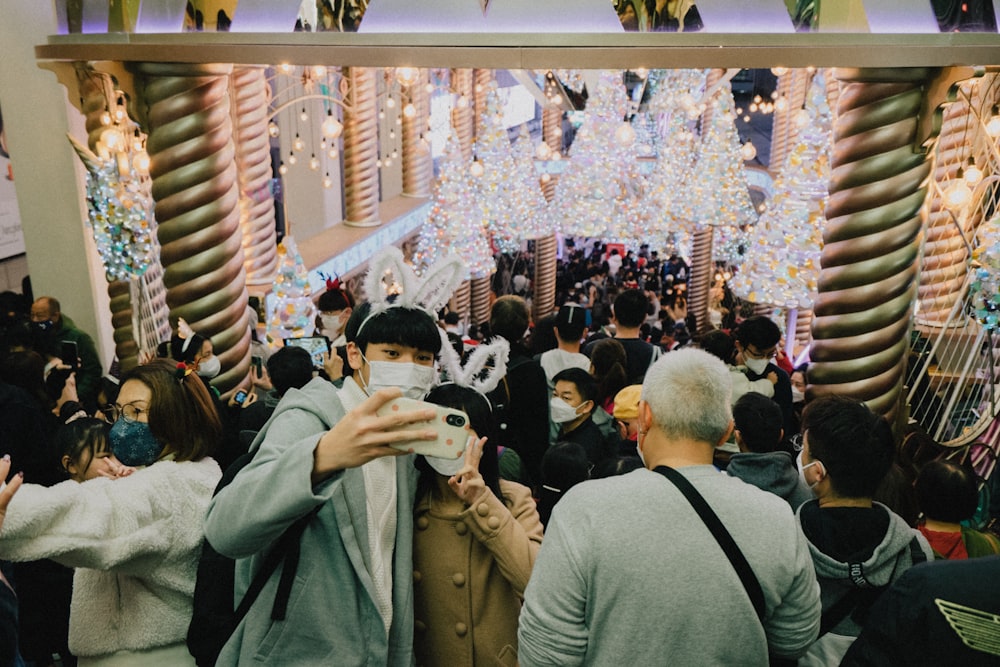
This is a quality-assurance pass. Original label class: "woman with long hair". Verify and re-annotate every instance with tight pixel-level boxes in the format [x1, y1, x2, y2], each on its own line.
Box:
[0, 358, 223, 665]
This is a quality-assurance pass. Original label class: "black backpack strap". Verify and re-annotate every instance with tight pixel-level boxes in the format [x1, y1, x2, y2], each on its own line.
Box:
[653, 465, 766, 623]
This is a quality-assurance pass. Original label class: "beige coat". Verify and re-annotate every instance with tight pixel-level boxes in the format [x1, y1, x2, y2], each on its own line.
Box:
[413, 479, 543, 666]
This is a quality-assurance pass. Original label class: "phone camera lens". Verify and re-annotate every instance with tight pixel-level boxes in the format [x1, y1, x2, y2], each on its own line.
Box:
[446, 415, 465, 427]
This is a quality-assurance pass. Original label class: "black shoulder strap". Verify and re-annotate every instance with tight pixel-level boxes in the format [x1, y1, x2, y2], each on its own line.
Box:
[653, 465, 766, 623]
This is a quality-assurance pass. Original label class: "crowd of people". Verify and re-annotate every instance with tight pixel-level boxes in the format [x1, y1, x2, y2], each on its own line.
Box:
[0, 238, 999, 666]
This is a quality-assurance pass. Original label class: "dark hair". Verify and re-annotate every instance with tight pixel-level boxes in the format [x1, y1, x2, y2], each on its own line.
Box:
[553, 367, 598, 405]
[612, 289, 649, 328]
[528, 314, 558, 356]
[590, 455, 643, 479]
[121, 358, 221, 462]
[267, 346, 314, 396]
[915, 459, 980, 523]
[555, 304, 587, 342]
[421, 384, 504, 501]
[802, 395, 893, 498]
[590, 337, 627, 405]
[161, 332, 207, 365]
[732, 393, 783, 453]
[444, 311, 460, 326]
[56, 418, 110, 478]
[317, 285, 354, 313]
[735, 316, 781, 349]
[0, 350, 53, 410]
[490, 295, 530, 343]
[345, 302, 442, 356]
[698, 330, 736, 365]
[536, 441, 590, 527]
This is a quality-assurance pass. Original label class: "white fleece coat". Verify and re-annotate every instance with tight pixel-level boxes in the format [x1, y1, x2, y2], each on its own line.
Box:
[0, 458, 221, 659]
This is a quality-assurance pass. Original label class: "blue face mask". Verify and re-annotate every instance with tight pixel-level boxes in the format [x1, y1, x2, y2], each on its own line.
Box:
[110, 418, 164, 467]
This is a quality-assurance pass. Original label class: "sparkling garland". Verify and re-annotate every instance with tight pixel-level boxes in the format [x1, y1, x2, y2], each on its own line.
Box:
[971, 216, 1000, 331]
[83, 153, 156, 282]
[730, 73, 832, 308]
[267, 235, 317, 342]
[512, 126, 555, 241]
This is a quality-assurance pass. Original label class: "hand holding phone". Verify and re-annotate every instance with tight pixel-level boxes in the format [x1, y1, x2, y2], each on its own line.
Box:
[377, 397, 470, 459]
[60, 341, 79, 372]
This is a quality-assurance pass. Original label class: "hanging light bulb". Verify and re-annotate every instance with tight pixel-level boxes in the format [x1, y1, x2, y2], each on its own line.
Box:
[395, 67, 420, 87]
[293, 134, 305, 152]
[456, 95, 469, 109]
[323, 174, 333, 189]
[328, 147, 338, 159]
[944, 177, 972, 209]
[793, 108, 811, 128]
[100, 128, 124, 151]
[99, 110, 112, 126]
[131, 129, 144, 153]
[986, 106, 1000, 138]
[771, 67, 789, 77]
[288, 152, 298, 165]
[309, 154, 320, 171]
[385, 97, 396, 109]
[278, 161, 288, 175]
[403, 103, 416, 119]
[775, 96, 788, 112]
[312, 65, 327, 78]
[615, 122, 636, 146]
[384, 158, 393, 167]
[321, 111, 343, 139]
[299, 107, 309, 122]
[535, 143, 552, 160]
[425, 82, 435, 94]
[964, 158, 984, 187]
[279, 63, 293, 74]
[741, 141, 757, 161]
[470, 161, 484, 177]
[540, 173, 552, 184]
[132, 151, 151, 175]
[320, 139, 327, 150]
[268, 121, 280, 138]
[749, 102, 758, 112]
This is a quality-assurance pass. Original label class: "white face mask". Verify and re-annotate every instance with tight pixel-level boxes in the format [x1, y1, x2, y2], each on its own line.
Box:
[361, 355, 437, 400]
[196, 355, 221, 379]
[321, 314, 345, 336]
[550, 396, 585, 424]
[744, 356, 770, 375]
[791, 388, 805, 403]
[424, 454, 465, 477]
[796, 451, 824, 492]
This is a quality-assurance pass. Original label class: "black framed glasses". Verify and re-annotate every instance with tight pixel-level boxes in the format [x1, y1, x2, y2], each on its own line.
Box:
[111, 403, 147, 423]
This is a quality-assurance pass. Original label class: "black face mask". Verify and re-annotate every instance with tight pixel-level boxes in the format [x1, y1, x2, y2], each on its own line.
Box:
[32, 320, 54, 334]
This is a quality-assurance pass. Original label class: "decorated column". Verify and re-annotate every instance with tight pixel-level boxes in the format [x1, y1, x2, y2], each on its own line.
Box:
[130, 62, 251, 394]
[468, 69, 497, 326]
[343, 67, 381, 227]
[451, 69, 475, 162]
[532, 105, 562, 322]
[401, 68, 432, 198]
[231, 65, 278, 287]
[809, 68, 936, 423]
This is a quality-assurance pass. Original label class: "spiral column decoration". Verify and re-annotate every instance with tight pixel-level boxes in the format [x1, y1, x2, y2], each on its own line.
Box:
[470, 277, 492, 326]
[131, 62, 252, 395]
[402, 69, 432, 197]
[533, 106, 562, 322]
[343, 67, 381, 227]
[918, 89, 978, 323]
[451, 69, 475, 162]
[449, 281, 472, 328]
[769, 69, 811, 172]
[808, 68, 935, 422]
[688, 69, 725, 335]
[230, 65, 278, 287]
[77, 65, 171, 372]
[474, 69, 494, 132]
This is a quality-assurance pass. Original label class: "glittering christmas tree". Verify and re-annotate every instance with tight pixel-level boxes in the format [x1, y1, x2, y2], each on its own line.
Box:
[416, 130, 495, 279]
[730, 73, 832, 309]
[512, 125, 555, 241]
[555, 70, 646, 243]
[687, 80, 758, 229]
[267, 236, 317, 344]
[645, 69, 707, 249]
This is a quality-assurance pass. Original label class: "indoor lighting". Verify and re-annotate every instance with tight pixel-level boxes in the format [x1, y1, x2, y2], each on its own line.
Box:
[395, 67, 420, 87]
[403, 103, 416, 118]
[986, 106, 1000, 138]
[964, 158, 983, 187]
[615, 122, 636, 146]
[470, 161, 484, 177]
[944, 178, 972, 209]
[321, 111, 343, 139]
[741, 141, 757, 161]
[293, 134, 305, 152]
[536, 143, 552, 160]
[268, 122, 280, 138]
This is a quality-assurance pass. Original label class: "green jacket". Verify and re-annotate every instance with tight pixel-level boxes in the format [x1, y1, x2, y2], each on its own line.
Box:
[56, 314, 102, 408]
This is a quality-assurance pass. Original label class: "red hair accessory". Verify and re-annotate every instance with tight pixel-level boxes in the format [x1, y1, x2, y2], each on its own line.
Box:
[321, 272, 342, 292]
[175, 362, 190, 382]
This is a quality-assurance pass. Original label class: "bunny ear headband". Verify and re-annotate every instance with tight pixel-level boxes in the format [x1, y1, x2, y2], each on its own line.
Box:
[358, 246, 467, 334]
[437, 336, 510, 395]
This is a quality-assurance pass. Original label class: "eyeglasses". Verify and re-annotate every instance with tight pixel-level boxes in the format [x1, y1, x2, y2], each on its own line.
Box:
[111, 402, 148, 423]
[743, 345, 777, 360]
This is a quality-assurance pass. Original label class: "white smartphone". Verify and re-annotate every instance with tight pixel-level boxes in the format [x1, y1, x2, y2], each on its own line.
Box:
[376, 396, 471, 459]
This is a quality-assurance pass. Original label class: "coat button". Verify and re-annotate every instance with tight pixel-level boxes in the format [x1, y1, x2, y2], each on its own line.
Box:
[416, 517, 429, 530]
[455, 522, 468, 536]
[477, 503, 490, 517]
[455, 622, 468, 637]
[413, 570, 421, 582]
[452, 573, 466, 587]
[487, 516, 501, 530]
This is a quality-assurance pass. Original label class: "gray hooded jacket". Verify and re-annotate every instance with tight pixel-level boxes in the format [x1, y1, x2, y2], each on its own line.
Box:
[726, 451, 814, 509]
